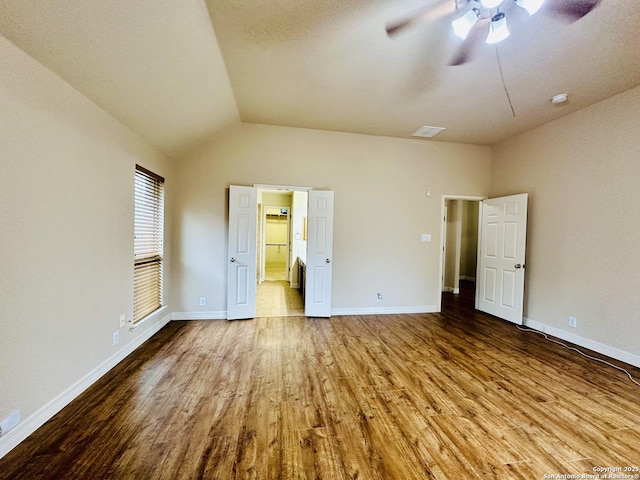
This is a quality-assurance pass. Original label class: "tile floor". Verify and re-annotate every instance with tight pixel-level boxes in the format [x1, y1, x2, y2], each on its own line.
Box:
[264, 267, 287, 281]
[256, 280, 304, 317]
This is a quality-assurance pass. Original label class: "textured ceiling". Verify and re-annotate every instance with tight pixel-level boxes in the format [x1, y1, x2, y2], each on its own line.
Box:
[207, 0, 640, 145]
[1, 0, 639, 155]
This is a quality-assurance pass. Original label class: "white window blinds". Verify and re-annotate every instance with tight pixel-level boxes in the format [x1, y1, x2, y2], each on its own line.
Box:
[134, 165, 165, 324]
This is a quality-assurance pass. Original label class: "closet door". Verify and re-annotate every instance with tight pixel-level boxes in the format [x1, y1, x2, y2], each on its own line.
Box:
[227, 185, 257, 320]
[305, 190, 334, 317]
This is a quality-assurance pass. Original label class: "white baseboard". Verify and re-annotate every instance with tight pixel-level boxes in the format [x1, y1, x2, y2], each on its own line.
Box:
[523, 317, 640, 369]
[460, 276, 476, 282]
[442, 287, 460, 294]
[172, 307, 439, 319]
[171, 311, 227, 320]
[331, 305, 438, 316]
[0, 313, 171, 460]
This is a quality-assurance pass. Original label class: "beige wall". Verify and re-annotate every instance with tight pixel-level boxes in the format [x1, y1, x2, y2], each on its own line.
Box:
[169, 123, 491, 315]
[491, 85, 640, 358]
[0, 34, 173, 440]
[262, 192, 292, 207]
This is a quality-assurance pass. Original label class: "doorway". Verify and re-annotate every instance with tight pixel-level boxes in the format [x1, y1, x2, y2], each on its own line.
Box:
[262, 206, 290, 282]
[227, 185, 334, 320]
[439, 195, 484, 312]
[256, 188, 306, 317]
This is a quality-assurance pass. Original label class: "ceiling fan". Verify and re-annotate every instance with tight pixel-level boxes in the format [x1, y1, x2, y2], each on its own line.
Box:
[386, 0, 602, 65]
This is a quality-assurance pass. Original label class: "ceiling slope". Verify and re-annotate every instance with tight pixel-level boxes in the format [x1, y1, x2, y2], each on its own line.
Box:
[0, 0, 240, 158]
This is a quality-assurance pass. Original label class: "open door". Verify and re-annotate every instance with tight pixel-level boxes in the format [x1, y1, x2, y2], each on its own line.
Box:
[305, 190, 334, 317]
[476, 194, 528, 325]
[227, 185, 257, 320]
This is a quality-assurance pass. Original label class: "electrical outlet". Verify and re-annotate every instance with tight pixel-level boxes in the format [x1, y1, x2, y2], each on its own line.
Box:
[119, 314, 126, 328]
[568, 316, 577, 328]
[377, 293, 383, 302]
[113, 330, 119, 346]
[199, 297, 206, 306]
[0, 410, 20, 437]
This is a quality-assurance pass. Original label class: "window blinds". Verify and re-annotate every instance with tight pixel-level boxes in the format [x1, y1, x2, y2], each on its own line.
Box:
[134, 165, 164, 324]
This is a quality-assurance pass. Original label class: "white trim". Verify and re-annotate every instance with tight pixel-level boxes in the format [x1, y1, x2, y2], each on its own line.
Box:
[254, 184, 312, 192]
[171, 311, 227, 320]
[523, 317, 640, 369]
[172, 307, 440, 319]
[331, 305, 438, 316]
[0, 313, 171, 460]
[130, 305, 169, 331]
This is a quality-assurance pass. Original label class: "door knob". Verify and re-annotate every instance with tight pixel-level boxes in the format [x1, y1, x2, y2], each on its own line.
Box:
[515, 263, 524, 269]
[325, 259, 331, 264]
[230, 258, 236, 263]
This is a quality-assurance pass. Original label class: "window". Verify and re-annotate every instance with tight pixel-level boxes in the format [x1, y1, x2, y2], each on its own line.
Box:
[134, 165, 165, 324]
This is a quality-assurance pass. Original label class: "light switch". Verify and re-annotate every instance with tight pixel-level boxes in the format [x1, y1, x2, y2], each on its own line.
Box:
[421, 234, 431, 242]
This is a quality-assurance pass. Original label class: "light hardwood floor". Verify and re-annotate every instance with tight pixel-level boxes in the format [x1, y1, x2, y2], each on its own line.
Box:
[1, 284, 639, 479]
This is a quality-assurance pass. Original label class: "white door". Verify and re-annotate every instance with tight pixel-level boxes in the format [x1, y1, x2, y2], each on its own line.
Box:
[305, 190, 334, 317]
[227, 185, 257, 320]
[476, 193, 528, 325]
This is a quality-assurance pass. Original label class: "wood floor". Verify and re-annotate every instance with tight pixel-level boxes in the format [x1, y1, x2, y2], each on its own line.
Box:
[1, 284, 639, 479]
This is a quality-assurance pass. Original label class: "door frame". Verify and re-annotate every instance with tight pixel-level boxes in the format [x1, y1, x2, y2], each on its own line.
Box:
[437, 194, 486, 313]
[231, 184, 333, 318]
[441, 204, 448, 292]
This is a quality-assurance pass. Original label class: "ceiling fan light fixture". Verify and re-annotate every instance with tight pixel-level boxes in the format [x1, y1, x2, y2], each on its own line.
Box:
[480, 0, 505, 9]
[515, 0, 545, 15]
[452, 8, 479, 39]
[486, 12, 510, 44]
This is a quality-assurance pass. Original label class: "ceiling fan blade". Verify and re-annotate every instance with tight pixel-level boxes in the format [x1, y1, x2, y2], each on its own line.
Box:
[449, 18, 490, 66]
[547, 0, 602, 22]
[386, 0, 458, 37]
[386, 5, 434, 37]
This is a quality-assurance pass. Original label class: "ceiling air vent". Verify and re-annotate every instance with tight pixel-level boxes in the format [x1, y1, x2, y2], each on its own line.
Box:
[412, 126, 445, 138]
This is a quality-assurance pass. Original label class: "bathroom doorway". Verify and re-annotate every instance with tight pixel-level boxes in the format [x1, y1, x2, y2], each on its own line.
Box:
[255, 188, 307, 317]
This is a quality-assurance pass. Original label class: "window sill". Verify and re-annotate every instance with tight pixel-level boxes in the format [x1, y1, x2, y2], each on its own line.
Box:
[130, 305, 169, 331]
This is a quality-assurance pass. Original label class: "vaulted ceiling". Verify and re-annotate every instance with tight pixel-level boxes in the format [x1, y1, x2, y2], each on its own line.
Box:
[1, 0, 639, 157]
